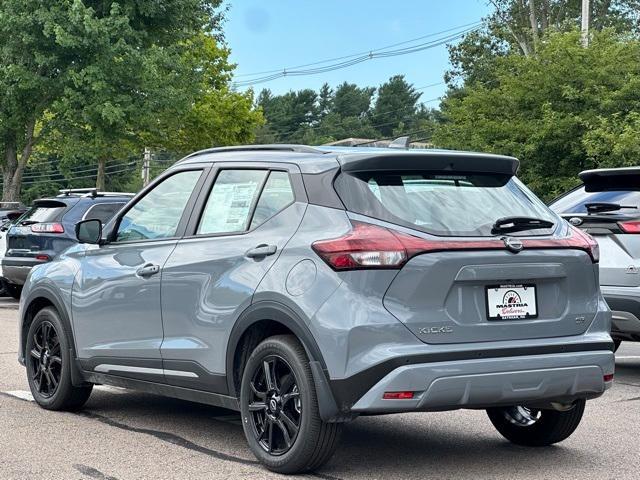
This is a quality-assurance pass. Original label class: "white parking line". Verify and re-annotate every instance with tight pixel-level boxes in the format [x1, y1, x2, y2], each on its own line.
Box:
[4, 390, 34, 402]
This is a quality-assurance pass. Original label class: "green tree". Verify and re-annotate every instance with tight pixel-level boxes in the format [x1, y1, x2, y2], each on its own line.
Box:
[447, 0, 640, 85]
[434, 30, 640, 200]
[0, 0, 251, 200]
[371, 75, 422, 136]
[332, 82, 375, 118]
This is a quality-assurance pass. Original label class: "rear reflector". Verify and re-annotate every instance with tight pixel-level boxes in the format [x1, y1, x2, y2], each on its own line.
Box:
[312, 221, 600, 271]
[382, 391, 415, 400]
[604, 373, 614, 382]
[31, 223, 64, 234]
[619, 220, 640, 234]
[35, 254, 50, 261]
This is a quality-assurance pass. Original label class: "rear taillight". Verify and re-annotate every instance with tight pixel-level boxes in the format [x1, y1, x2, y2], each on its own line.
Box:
[312, 221, 600, 271]
[619, 220, 640, 234]
[31, 223, 64, 234]
[311, 222, 409, 270]
[523, 225, 599, 263]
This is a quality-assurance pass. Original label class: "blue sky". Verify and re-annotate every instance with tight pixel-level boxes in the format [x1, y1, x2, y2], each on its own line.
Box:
[224, 1, 492, 105]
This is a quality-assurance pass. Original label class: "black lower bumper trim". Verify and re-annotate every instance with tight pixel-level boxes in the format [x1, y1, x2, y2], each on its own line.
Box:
[328, 341, 614, 412]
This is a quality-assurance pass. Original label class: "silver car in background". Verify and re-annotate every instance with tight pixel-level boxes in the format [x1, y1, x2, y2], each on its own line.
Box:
[551, 167, 640, 351]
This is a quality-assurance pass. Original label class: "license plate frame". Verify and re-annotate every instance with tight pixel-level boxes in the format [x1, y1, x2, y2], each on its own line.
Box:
[485, 284, 538, 320]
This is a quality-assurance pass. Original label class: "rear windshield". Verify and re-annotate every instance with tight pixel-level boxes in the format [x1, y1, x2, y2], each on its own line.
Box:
[335, 172, 558, 237]
[550, 187, 640, 215]
[19, 202, 67, 224]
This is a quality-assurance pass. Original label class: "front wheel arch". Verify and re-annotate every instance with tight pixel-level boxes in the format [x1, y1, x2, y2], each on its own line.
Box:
[20, 289, 86, 387]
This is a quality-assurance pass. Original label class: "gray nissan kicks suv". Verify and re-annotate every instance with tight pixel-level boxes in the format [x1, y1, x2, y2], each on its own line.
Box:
[18, 145, 614, 474]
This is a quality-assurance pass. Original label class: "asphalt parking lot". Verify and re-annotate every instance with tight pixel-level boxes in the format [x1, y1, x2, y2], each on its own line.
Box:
[1, 305, 639, 480]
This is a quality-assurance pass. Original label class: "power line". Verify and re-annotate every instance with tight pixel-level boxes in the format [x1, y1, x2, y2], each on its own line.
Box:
[232, 26, 480, 88]
[19, 161, 139, 181]
[234, 21, 482, 79]
[21, 164, 140, 186]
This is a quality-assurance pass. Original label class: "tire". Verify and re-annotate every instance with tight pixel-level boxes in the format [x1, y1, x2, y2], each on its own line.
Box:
[25, 306, 92, 411]
[6, 282, 22, 300]
[0, 278, 8, 297]
[487, 400, 586, 447]
[613, 339, 622, 352]
[240, 334, 341, 474]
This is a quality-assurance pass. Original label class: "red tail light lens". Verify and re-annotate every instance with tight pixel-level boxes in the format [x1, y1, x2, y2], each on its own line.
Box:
[523, 225, 599, 263]
[312, 221, 600, 271]
[619, 220, 640, 234]
[603, 373, 614, 383]
[311, 222, 408, 270]
[383, 391, 415, 400]
[31, 223, 64, 234]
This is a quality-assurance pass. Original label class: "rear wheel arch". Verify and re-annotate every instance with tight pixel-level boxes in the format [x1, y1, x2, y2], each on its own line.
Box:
[226, 301, 327, 399]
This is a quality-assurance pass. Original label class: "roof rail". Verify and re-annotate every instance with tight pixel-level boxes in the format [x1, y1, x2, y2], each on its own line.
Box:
[179, 144, 324, 163]
[59, 188, 98, 197]
[58, 188, 134, 198]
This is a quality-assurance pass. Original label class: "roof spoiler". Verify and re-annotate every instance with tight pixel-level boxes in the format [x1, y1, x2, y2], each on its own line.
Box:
[337, 151, 519, 176]
[579, 167, 640, 192]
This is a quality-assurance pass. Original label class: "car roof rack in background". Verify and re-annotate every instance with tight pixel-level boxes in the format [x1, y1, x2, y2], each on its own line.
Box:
[58, 188, 134, 198]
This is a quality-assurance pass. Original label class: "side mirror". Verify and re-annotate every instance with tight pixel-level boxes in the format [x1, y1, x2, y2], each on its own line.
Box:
[76, 219, 102, 244]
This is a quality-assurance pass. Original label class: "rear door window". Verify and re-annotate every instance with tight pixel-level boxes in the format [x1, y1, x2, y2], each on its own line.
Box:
[250, 171, 295, 229]
[550, 187, 640, 215]
[335, 172, 557, 237]
[83, 202, 126, 224]
[197, 170, 267, 235]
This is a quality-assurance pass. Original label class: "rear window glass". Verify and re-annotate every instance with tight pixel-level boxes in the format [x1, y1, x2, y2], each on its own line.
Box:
[550, 187, 640, 214]
[83, 202, 126, 224]
[19, 203, 67, 224]
[335, 172, 557, 237]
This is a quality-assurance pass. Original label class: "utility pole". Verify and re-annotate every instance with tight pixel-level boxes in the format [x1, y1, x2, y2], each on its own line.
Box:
[581, 0, 590, 47]
[142, 147, 151, 187]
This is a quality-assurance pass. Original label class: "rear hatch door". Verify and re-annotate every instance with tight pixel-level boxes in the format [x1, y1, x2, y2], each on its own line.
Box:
[334, 153, 599, 345]
[7, 199, 71, 257]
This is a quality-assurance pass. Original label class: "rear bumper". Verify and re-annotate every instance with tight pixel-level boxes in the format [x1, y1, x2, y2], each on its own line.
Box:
[347, 350, 614, 414]
[602, 285, 640, 338]
[1, 257, 48, 285]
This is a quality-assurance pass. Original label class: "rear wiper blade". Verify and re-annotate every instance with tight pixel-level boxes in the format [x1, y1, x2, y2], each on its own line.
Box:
[491, 216, 555, 235]
[19, 220, 39, 226]
[585, 202, 638, 214]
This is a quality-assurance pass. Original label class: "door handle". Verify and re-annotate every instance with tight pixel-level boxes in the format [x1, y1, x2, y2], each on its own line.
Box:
[136, 264, 160, 277]
[246, 244, 277, 259]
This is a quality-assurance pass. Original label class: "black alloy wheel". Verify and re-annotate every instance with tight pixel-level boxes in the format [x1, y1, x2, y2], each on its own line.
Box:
[28, 320, 62, 398]
[248, 355, 302, 455]
[25, 307, 93, 411]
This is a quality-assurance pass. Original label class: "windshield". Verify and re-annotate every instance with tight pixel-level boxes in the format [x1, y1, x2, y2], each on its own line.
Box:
[335, 172, 558, 237]
[550, 187, 640, 215]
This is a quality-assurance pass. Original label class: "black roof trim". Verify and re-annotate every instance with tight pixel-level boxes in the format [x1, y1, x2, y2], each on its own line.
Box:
[337, 151, 519, 176]
[580, 167, 640, 192]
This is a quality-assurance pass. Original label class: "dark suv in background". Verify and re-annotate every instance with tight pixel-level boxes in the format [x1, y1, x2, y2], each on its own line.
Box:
[2, 188, 132, 297]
